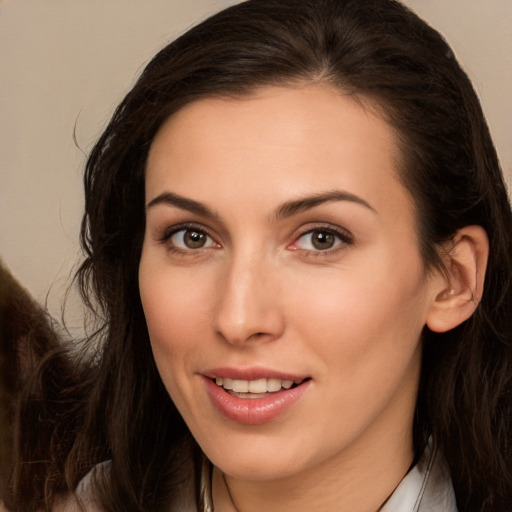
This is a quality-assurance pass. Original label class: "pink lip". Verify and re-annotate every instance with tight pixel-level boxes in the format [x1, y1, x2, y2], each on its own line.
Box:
[202, 369, 311, 425]
[203, 366, 307, 381]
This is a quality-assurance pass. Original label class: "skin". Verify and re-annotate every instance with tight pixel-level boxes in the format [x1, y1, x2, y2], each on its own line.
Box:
[138, 84, 449, 511]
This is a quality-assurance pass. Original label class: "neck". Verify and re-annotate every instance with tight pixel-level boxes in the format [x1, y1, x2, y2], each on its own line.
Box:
[212, 427, 414, 512]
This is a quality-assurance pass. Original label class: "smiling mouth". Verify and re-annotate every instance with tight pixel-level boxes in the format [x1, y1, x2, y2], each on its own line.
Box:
[214, 377, 308, 398]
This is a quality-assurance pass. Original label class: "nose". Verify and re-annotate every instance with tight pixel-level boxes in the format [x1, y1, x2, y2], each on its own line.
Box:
[214, 254, 285, 346]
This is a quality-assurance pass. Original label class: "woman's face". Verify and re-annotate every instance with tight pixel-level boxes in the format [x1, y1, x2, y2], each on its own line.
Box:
[139, 85, 440, 481]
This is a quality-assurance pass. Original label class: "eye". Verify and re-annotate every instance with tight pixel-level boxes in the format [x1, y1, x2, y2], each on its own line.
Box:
[292, 227, 352, 252]
[168, 228, 217, 250]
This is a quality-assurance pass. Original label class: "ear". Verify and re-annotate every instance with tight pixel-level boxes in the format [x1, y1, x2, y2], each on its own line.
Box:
[426, 225, 489, 333]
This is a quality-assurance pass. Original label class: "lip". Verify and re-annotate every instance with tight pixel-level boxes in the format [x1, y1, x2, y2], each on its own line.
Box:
[203, 366, 308, 382]
[202, 368, 311, 425]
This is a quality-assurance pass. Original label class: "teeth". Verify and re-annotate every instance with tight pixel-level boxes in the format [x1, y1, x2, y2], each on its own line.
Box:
[232, 379, 249, 392]
[267, 378, 282, 392]
[215, 377, 300, 393]
[248, 378, 266, 393]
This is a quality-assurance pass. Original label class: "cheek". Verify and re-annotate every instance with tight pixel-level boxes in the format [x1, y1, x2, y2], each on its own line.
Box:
[138, 265, 219, 425]
[287, 251, 428, 378]
[285, 263, 426, 440]
[138, 262, 215, 380]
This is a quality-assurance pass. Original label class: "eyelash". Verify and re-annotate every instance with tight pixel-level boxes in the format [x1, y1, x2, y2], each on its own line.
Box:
[290, 225, 354, 256]
[159, 223, 219, 255]
[157, 223, 354, 256]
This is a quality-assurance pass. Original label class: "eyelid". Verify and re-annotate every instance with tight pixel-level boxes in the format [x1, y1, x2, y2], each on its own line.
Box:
[288, 223, 354, 253]
[158, 222, 221, 250]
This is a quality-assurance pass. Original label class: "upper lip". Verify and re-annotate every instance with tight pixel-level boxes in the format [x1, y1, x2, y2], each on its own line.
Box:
[202, 366, 309, 382]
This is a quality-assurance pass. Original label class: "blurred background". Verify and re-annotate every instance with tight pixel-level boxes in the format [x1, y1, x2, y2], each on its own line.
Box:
[1, 0, 511, 334]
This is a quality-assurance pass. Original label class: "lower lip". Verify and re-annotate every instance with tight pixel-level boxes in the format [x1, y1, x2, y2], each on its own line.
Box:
[204, 377, 310, 425]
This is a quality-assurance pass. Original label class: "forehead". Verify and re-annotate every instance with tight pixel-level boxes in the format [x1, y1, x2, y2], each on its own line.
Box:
[145, 85, 412, 222]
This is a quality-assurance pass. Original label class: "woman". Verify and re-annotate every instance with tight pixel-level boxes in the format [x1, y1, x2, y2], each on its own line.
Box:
[10, 0, 512, 510]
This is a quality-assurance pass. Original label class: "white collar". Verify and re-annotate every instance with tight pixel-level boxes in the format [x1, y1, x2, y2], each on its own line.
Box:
[381, 440, 458, 512]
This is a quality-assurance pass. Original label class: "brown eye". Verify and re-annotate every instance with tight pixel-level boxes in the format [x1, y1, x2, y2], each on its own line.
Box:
[169, 228, 216, 250]
[183, 230, 206, 248]
[311, 230, 336, 250]
[293, 227, 352, 253]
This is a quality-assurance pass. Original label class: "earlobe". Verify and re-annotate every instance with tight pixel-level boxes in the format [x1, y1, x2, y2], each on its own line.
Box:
[426, 225, 489, 333]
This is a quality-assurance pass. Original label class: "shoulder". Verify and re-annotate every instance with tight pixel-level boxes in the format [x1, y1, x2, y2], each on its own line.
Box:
[51, 453, 197, 511]
[51, 462, 110, 512]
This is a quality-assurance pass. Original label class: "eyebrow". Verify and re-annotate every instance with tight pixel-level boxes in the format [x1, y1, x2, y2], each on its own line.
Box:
[272, 190, 376, 220]
[146, 191, 219, 219]
[146, 189, 376, 219]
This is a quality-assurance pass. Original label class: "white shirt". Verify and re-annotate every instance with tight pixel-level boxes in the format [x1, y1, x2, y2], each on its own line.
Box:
[381, 440, 458, 511]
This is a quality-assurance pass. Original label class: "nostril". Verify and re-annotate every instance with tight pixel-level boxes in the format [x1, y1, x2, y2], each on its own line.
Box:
[245, 331, 269, 342]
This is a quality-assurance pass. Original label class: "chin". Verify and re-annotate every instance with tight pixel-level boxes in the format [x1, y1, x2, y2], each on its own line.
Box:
[198, 430, 317, 481]
[215, 456, 303, 481]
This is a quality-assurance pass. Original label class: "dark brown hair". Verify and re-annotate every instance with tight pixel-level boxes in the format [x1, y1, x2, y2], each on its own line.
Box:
[11, 1, 512, 510]
[0, 263, 87, 510]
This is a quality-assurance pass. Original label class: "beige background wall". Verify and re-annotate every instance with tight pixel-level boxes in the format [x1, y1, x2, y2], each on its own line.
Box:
[1, 0, 511, 331]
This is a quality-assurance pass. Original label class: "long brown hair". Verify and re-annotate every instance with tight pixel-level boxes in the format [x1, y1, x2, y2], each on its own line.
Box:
[0, 263, 87, 511]
[11, 1, 512, 510]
